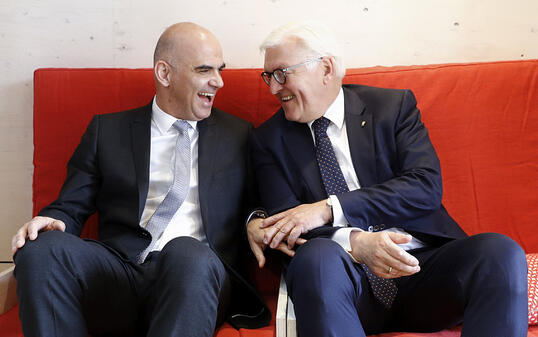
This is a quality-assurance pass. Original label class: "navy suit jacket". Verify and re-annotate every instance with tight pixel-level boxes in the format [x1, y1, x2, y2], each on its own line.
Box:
[39, 103, 270, 328]
[250, 85, 467, 245]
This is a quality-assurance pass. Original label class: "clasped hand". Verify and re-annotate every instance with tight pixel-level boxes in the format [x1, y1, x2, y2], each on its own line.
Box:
[246, 200, 331, 268]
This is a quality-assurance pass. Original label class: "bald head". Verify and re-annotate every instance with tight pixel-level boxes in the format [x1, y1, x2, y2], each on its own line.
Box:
[152, 22, 225, 121]
[153, 22, 220, 66]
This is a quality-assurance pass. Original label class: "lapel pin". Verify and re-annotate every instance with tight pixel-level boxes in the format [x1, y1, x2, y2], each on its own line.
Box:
[361, 121, 366, 127]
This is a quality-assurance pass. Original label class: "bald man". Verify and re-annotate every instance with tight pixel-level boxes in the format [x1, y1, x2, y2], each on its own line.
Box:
[12, 23, 270, 337]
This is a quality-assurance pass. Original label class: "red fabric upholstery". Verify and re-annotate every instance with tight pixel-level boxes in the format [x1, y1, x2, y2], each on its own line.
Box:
[1, 60, 534, 336]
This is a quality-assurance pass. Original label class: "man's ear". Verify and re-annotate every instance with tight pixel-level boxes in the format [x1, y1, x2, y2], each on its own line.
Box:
[154, 60, 171, 87]
[321, 56, 336, 85]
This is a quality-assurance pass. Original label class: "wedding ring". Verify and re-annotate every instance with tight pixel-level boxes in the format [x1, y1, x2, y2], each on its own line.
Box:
[387, 266, 393, 274]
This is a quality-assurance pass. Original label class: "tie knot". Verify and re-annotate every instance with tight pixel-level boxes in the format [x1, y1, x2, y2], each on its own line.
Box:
[312, 117, 330, 141]
[173, 120, 190, 134]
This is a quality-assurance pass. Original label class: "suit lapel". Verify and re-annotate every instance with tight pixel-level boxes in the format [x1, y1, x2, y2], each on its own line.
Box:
[343, 86, 378, 187]
[131, 104, 152, 220]
[282, 119, 327, 200]
[197, 111, 218, 229]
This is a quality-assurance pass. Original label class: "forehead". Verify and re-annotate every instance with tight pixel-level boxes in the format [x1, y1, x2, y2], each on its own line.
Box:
[264, 40, 307, 71]
[175, 35, 224, 67]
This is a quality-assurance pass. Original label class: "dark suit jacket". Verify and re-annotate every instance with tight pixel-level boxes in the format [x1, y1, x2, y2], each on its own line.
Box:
[39, 103, 270, 328]
[250, 85, 467, 245]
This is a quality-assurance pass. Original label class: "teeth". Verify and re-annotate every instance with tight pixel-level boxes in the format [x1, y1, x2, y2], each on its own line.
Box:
[282, 95, 294, 102]
[199, 92, 215, 97]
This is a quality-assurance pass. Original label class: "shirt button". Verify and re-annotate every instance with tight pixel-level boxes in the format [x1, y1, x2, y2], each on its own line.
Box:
[368, 225, 374, 232]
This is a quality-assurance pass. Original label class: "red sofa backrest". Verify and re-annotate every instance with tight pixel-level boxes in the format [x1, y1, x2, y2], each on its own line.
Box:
[33, 60, 538, 252]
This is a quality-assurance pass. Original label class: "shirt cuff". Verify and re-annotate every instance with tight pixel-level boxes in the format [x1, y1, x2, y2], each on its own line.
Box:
[329, 195, 347, 227]
[331, 227, 363, 252]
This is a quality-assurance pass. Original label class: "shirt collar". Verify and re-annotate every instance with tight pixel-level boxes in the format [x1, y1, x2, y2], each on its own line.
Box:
[152, 97, 198, 135]
[308, 87, 345, 130]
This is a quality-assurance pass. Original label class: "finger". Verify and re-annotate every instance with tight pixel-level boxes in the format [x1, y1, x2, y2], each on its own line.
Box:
[52, 220, 66, 232]
[260, 210, 289, 228]
[13, 227, 28, 249]
[269, 222, 291, 249]
[384, 234, 419, 267]
[287, 226, 303, 249]
[251, 243, 266, 268]
[11, 234, 24, 253]
[296, 238, 307, 245]
[27, 220, 45, 240]
[263, 221, 282, 245]
[275, 243, 296, 258]
[378, 252, 420, 277]
[387, 232, 413, 245]
[263, 217, 290, 245]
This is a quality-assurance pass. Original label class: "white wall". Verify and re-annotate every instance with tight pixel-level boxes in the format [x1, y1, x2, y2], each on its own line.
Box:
[1, 0, 537, 260]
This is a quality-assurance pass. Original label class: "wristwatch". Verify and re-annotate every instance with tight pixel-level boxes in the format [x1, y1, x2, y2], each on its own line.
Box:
[246, 209, 268, 226]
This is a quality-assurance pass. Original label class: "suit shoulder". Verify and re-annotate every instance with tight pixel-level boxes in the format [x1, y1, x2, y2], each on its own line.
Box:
[253, 109, 287, 136]
[93, 104, 151, 124]
[210, 108, 251, 129]
[343, 84, 413, 100]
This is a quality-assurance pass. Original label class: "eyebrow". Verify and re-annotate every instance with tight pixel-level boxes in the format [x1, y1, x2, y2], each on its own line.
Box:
[195, 63, 226, 71]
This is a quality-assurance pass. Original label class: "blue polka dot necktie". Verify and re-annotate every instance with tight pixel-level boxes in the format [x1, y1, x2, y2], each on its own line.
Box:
[313, 116, 397, 309]
[138, 120, 191, 264]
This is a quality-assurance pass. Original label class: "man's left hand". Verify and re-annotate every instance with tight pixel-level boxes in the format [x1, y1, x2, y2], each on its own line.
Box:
[261, 200, 332, 249]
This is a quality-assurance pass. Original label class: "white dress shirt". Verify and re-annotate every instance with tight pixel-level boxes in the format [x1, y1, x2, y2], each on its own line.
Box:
[139, 98, 207, 252]
[307, 89, 425, 253]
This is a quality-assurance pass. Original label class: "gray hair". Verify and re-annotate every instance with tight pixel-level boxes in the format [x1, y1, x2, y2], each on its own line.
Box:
[260, 21, 345, 79]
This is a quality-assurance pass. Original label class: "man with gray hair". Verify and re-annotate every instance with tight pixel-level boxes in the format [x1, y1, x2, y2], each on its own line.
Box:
[247, 21, 527, 336]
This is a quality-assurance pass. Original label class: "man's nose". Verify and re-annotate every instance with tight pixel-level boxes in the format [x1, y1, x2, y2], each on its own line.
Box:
[210, 71, 224, 89]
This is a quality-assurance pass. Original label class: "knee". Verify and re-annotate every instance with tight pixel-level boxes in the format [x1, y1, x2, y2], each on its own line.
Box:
[469, 233, 527, 288]
[289, 238, 347, 275]
[472, 233, 526, 269]
[287, 238, 352, 297]
[158, 237, 226, 286]
[14, 231, 72, 274]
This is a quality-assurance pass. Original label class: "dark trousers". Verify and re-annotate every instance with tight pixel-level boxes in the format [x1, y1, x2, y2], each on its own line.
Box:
[286, 233, 528, 337]
[14, 231, 231, 337]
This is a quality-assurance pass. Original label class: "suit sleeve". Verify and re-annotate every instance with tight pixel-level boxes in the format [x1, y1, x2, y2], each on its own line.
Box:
[38, 115, 101, 236]
[249, 130, 302, 216]
[338, 90, 444, 230]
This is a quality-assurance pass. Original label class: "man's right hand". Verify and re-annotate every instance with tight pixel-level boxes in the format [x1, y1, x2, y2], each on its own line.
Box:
[11, 216, 66, 254]
[350, 231, 420, 279]
[247, 217, 301, 268]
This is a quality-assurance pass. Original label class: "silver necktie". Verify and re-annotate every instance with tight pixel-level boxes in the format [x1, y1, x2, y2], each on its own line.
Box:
[138, 120, 191, 263]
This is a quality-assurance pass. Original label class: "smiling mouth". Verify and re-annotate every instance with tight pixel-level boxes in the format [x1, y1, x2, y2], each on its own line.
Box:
[281, 95, 295, 102]
[198, 92, 215, 103]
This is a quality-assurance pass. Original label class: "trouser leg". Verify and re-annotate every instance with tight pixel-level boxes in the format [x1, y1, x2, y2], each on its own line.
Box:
[142, 236, 231, 337]
[285, 238, 391, 337]
[392, 233, 528, 337]
[14, 230, 140, 337]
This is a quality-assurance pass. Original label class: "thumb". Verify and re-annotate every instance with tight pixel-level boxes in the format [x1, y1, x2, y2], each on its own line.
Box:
[387, 231, 412, 244]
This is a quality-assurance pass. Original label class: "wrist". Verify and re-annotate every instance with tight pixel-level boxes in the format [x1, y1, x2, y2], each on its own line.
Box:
[246, 209, 268, 226]
[325, 198, 334, 222]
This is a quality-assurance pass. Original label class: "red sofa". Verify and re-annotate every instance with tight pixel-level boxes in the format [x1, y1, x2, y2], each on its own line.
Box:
[1, 59, 537, 336]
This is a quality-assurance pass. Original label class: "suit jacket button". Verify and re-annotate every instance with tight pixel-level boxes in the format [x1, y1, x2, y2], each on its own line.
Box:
[373, 225, 380, 231]
[368, 225, 374, 232]
[380, 224, 386, 230]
